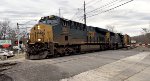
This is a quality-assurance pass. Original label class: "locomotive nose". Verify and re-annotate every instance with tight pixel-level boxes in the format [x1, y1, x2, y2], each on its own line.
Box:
[29, 24, 53, 43]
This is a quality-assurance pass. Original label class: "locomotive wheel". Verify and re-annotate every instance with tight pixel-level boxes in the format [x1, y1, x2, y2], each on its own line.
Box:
[25, 53, 40, 60]
[26, 51, 48, 60]
[25, 53, 30, 59]
[29, 55, 40, 60]
[39, 51, 48, 59]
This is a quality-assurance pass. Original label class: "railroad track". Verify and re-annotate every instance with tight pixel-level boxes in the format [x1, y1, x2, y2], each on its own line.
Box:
[2, 54, 94, 74]
[2, 50, 137, 75]
[2, 52, 121, 74]
[0, 62, 17, 72]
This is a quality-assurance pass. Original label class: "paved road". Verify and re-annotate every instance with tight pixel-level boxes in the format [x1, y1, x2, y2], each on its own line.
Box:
[0, 48, 150, 81]
[61, 52, 150, 81]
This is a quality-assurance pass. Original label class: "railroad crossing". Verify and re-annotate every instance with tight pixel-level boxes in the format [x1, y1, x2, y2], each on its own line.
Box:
[0, 47, 150, 81]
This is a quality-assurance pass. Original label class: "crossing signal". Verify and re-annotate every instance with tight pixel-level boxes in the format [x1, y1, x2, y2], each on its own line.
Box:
[19, 41, 22, 44]
[14, 41, 23, 44]
[14, 41, 18, 44]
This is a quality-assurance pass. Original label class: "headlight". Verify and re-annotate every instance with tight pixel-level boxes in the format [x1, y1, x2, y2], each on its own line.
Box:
[28, 34, 30, 38]
[38, 39, 41, 41]
[38, 25, 41, 29]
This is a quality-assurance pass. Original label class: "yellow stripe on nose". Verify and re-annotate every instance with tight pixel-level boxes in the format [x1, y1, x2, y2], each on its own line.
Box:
[29, 24, 53, 44]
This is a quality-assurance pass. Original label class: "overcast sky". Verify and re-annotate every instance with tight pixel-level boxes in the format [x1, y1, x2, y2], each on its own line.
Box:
[0, 0, 149, 36]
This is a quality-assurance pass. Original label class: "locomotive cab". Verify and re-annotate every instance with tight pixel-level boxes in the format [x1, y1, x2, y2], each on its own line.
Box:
[26, 24, 54, 60]
[39, 15, 59, 26]
[29, 24, 53, 43]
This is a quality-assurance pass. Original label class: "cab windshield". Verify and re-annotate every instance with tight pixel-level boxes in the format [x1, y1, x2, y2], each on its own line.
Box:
[39, 16, 59, 26]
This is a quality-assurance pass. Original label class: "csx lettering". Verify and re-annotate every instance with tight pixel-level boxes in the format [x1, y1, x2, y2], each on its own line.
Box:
[37, 32, 44, 34]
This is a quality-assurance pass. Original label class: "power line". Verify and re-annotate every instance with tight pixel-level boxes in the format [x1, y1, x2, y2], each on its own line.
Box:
[86, 0, 123, 14]
[77, 0, 131, 21]
[71, 0, 99, 21]
[87, 0, 133, 18]
[86, 1, 124, 17]
[71, 8, 83, 20]
[85, 0, 99, 6]
[85, 0, 103, 10]
[84, 0, 103, 15]
[70, 0, 133, 23]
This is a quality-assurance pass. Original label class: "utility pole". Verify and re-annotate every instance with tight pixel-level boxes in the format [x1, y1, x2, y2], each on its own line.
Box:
[84, 1, 86, 26]
[3, 30, 6, 40]
[149, 21, 150, 29]
[59, 8, 61, 17]
[17, 23, 20, 54]
[3, 26, 7, 40]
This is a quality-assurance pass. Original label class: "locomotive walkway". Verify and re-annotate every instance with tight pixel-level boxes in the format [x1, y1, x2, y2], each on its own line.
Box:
[0, 47, 150, 81]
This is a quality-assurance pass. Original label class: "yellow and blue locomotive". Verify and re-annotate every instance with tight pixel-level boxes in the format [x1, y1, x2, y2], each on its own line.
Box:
[26, 15, 130, 59]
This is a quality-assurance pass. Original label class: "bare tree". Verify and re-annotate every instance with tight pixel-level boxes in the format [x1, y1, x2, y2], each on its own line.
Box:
[133, 23, 150, 44]
[142, 27, 150, 43]
[106, 25, 116, 32]
[142, 28, 149, 34]
[0, 20, 16, 40]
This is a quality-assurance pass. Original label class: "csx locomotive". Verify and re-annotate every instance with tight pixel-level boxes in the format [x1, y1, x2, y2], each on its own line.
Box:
[26, 15, 131, 60]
